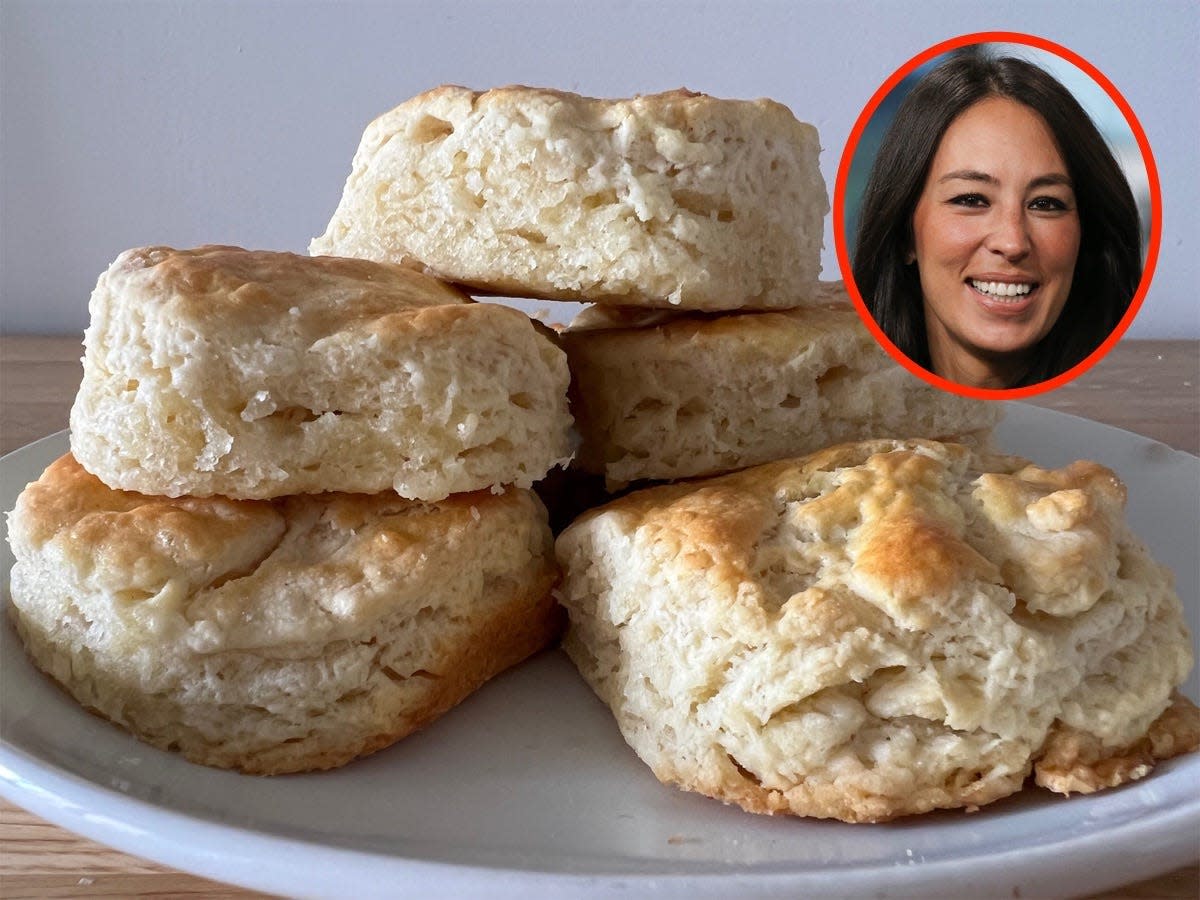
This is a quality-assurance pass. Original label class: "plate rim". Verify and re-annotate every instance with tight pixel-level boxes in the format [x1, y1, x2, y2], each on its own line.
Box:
[3, 736, 1197, 896]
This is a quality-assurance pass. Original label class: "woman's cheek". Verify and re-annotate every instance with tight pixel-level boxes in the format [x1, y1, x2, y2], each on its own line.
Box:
[1035, 216, 1082, 270]
[927, 211, 981, 264]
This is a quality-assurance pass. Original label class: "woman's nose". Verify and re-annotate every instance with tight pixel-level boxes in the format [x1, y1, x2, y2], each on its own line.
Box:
[985, 207, 1032, 261]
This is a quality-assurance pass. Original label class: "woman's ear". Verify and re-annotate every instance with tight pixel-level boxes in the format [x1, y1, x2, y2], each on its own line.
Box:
[904, 249, 916, 265]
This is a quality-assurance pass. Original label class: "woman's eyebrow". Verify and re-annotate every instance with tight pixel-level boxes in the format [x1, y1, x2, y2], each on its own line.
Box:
[1028, 173, 1074, 189]
[937, 169, 995, 184]
[936, 169, 1074, 189]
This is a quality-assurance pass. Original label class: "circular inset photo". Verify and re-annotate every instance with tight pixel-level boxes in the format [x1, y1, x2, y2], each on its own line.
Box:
[835, 33, 1159, 399]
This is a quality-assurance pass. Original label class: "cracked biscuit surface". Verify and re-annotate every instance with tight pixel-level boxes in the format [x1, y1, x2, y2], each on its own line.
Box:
[310, 85, 827, 310]
[70, 245, 573, 501]
[554, 439, 1198, 821]
[6, 453, 563, 773]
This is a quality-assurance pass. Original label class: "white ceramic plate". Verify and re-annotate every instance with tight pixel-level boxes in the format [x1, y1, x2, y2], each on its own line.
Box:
[2, 406, 1198, 899]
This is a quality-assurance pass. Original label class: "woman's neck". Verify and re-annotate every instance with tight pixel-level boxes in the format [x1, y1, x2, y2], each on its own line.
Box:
[926, 327, 1029, 390]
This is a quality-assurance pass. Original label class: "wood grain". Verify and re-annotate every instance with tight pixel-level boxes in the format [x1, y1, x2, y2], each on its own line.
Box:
[1, 334, 1197, 898]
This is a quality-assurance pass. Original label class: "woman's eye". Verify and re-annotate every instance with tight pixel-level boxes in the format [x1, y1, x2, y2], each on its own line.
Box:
[1029, 196, 1070, 211]
[948, 193, 987, 207]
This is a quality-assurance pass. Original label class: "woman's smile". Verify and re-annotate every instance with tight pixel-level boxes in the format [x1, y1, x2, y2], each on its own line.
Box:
[969, 279, 1034, 301]
[910, 96, 1081, 388]
[967, 277, 1039, 316]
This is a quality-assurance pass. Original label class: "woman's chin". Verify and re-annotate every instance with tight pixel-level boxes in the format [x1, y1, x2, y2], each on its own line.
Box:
[960, 315, 1047, 359]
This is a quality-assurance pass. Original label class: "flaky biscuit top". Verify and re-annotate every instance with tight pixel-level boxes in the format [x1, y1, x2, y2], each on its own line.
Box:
[564, 440, 1135, 629]
[92, 244, 488, 344]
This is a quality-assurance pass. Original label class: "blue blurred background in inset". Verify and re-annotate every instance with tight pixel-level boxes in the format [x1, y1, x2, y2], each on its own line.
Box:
[844, 42, 1152, 264]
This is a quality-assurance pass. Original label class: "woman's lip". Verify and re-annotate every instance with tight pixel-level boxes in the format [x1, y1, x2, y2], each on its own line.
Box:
[967, 280, 1037, 315]
[969, 274, 1039, 282]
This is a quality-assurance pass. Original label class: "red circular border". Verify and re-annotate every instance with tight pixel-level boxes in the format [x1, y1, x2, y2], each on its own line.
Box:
[833, 31, 1161, 400]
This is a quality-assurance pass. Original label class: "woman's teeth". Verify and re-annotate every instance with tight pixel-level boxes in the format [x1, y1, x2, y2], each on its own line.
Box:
[971, 280, 1033, 300]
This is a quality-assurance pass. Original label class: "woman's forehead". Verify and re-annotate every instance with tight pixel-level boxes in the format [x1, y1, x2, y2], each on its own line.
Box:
[927, 97, 1071, 186]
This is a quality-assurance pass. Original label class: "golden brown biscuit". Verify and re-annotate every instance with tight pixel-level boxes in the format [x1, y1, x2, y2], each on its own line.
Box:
[7, 454, 563, 773]
[70, 245, 573, 500]
[555, 439, 1197, 822]
[310, 85, 827, 310]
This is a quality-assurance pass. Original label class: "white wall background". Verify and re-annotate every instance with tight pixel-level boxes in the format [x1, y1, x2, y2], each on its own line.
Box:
[2, 0, 1197, 337]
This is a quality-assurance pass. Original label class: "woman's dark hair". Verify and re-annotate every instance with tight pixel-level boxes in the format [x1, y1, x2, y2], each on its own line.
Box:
[852, 48, 1143, 387]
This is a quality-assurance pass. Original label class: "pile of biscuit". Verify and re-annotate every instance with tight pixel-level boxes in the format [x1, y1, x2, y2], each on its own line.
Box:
[9, 249, 573, 774]
[7, 86, 1197, 821]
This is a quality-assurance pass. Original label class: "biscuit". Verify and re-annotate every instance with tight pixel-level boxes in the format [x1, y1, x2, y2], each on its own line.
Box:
[310, 85, 827, 310]
[555, 439, 1198, 822]
[70, 246, 573, 500]
[562, 285, 1000, 487]
[7, 454, 563, 774]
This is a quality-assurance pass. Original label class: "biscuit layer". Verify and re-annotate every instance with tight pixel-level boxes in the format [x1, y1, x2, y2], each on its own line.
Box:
[70, 245, 573, 500]
[562, 286, 1000, 486]
[8, 454, 563, 773]
[311, 85, 827, 310]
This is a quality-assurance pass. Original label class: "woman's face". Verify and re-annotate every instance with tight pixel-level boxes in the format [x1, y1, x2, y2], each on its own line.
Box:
[910, 96, 1081, 387]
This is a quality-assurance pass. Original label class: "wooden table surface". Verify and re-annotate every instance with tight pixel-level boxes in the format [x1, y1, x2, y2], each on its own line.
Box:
[1, 335, 1197, 899]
